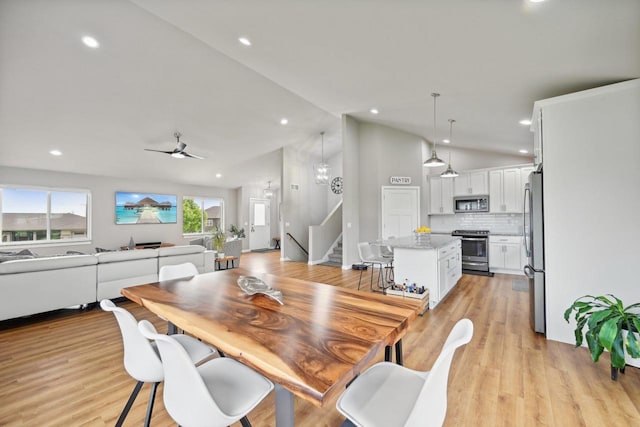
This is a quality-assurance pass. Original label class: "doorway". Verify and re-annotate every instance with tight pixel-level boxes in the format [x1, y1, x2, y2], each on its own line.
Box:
[381, 186, 420, 239]
[249, 198, 271, 251]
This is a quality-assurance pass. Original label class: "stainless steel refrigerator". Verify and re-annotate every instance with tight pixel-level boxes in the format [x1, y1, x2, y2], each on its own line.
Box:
[523, 169, 545, 334]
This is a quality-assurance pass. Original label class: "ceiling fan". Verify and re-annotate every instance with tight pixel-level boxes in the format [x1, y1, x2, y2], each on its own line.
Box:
[144, 132, 205, 159]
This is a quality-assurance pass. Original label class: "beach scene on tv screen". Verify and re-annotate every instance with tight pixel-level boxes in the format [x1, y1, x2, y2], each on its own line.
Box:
[115, 192, 177, 224]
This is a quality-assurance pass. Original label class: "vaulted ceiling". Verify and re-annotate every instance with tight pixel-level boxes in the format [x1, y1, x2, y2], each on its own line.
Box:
[1, 0, 638, 189]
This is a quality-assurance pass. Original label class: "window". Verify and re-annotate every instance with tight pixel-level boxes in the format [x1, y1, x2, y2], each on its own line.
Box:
[183, 196, 224, 235]
[1, 187, 91, 245]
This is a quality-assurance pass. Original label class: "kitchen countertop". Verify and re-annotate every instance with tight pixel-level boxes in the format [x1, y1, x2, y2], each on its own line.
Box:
[490, 232, 523, 236]
[379, 235, 461, 250]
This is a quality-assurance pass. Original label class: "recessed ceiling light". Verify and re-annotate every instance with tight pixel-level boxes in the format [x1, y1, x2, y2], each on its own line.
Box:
[442, 139, 450, 144]
[81, 36, 99, 48]
[280, 118, 288, 125]
[519, 119, 532, 126]
[215, 173, 222, 178]
[370, 108, 379, 115]
[519, 149, 529, 154]
[529, 0, 545, 3]
[238, 37, 252, 46]
[49, 149, 62, 156]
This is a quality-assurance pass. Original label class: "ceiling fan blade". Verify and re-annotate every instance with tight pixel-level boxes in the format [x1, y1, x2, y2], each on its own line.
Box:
[144, 149, 174, 154]
[183, 152, 205, 160]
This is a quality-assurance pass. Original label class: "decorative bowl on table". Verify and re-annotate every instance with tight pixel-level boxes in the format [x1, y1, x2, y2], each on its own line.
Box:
[237, 276, 284, 305]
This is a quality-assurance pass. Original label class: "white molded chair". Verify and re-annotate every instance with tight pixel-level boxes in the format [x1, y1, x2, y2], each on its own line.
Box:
[100, 299, 215, 427]
[138, 319, 274, 427]
[357, 242, 391, 291]
[336, 318, 474, 427]
[159, 262, 199, 281]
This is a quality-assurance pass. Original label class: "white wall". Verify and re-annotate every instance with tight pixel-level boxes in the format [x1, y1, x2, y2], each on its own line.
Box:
[342, 115, 361, 267]
[0, 166, 237, 255]
[542, 80, 640, 343]
[281, 144, 328, 261]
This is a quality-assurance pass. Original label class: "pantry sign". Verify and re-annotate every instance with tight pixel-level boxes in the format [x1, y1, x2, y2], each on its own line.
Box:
[389, 176, 412, 185]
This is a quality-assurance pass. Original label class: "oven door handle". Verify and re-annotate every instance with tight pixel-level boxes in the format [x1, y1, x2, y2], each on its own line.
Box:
[461, 237, 487, 241]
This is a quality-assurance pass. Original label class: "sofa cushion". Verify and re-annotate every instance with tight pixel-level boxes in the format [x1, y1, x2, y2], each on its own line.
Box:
[95, 249, 158, 263]
[158, 245, 204, 257]
[0, 255, 97, 274]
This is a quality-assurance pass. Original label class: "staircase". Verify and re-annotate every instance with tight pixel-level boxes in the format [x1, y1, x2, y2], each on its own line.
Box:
[320, 239, 342, 267]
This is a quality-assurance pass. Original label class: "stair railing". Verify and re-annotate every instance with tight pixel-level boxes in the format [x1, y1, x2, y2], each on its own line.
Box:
[308, 200, 342, 265]
[286, 232, 308, 256]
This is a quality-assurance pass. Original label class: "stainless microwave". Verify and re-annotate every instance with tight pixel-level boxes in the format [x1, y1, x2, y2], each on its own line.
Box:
[454, 196, 489, 213]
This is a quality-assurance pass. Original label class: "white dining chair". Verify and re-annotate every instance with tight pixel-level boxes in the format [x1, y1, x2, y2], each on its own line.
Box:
[100, 299, 215, 427]
[357, 242, 391, 291]
[159, 262, 199, 281]
[336, 318, 474, 427]
[138, 319, 274, 427]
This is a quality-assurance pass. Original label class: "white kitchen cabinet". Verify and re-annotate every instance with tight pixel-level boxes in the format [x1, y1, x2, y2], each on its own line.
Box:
[489, 168, 522, 213]
[453, 171, 488, 196]
[393, 237, 462, 309]
[428, 176, 453, 214]
[438, 239, 462, 302]
[489, 236, 523, 274]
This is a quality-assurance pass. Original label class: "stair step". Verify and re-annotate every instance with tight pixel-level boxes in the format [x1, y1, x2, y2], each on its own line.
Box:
[328, 254, 342, 263]
[332, 247, 343, 255]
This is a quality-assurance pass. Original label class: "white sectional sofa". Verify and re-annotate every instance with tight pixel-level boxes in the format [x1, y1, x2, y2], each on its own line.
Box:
[0, 245, 212, 321]
[96, 249, 159, 301]
[0, 255, 98, 321]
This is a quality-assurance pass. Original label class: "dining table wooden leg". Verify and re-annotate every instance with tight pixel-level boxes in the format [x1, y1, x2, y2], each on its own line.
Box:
[275, 383, 294, 427]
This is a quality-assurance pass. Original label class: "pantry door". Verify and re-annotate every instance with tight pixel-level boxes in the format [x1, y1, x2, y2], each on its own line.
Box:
[381, 186, 420, 239]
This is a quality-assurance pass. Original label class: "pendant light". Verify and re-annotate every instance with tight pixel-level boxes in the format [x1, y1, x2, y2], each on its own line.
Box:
[423, 92, 445, 167]
[263, 180, 273, 198]
[314, 131, 331, 185]
[441, 119, 459, 178]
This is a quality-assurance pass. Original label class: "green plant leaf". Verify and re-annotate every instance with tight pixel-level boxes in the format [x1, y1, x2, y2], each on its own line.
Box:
[587, 309, 613, 330]
[585, 331, 604, 362]
[625, 327, 640, 359]
[595, 295, 615, 306]
[632, 318, 640, 335]
[598, 318, 621, 351]
[610, 332, 626, 369]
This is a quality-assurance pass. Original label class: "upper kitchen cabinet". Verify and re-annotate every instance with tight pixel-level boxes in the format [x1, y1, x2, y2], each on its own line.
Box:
[453, 171, 488, 196]
[429, 175, 453, 214]
[489, 168, 521, 213]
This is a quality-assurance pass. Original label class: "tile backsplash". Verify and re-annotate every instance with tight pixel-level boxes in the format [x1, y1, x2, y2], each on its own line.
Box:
[430, 213, 523, 234]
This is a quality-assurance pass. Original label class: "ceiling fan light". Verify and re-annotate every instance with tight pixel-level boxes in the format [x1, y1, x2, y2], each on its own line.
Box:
[171, 152, 185, 159]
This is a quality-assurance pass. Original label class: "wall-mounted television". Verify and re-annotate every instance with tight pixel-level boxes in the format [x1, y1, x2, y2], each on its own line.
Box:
[115, 192, 177, 225]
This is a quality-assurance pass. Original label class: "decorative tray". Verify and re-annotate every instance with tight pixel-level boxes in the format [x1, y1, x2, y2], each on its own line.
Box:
[237, 276, 283, 305]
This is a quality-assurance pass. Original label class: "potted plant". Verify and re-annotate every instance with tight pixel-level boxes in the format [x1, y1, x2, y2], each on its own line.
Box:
[228, 224, 246, 239]
[564, 294, 640, 380]
[212, 227, 226, 258]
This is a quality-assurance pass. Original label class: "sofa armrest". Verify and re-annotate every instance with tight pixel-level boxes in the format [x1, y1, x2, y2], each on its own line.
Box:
[95, 249, 158, 263]
[158, 245, 205, 257]
[0, 255, 97, 274]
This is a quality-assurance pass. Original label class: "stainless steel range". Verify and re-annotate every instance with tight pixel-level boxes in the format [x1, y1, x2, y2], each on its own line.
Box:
[451, 230, 492, 275]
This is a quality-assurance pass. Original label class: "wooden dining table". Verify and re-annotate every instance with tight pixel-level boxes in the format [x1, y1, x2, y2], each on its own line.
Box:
[122, 268, 423, 427]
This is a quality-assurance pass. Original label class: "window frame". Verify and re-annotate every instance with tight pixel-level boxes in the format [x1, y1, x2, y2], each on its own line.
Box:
[182, 196, 224, 237]
[0, 185, 92, 247]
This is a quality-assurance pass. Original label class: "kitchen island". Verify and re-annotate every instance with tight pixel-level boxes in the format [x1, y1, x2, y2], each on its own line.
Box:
[383, 235, 462, 309]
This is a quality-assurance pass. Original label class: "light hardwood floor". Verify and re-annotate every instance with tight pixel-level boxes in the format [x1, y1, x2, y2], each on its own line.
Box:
[1, 251, 639, 426]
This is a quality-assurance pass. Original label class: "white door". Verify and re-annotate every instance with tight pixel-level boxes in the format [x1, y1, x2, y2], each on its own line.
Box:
[381, 187, 420, 239]
[249, 198, 271, 250]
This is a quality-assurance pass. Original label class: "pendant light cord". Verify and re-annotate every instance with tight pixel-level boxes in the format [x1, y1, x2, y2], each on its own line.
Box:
[448, 119, 455, 163]
[431, 93, 440, 153]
